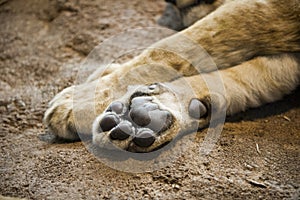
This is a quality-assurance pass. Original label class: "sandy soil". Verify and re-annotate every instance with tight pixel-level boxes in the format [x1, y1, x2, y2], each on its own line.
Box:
[0, 0, 299, 199]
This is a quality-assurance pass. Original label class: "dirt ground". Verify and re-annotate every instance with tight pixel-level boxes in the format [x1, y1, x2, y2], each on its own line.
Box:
[0, 0, 299, 199]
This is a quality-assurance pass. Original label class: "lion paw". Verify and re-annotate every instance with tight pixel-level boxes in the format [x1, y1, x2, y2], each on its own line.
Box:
[92, 83, 209, 152]
[42, 86, 79, 142]
[42, 80, 112, 142]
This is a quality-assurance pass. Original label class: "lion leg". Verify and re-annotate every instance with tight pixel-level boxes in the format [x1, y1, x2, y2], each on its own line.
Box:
[92, 53, 300, 152]
[182, 0, 300, 68]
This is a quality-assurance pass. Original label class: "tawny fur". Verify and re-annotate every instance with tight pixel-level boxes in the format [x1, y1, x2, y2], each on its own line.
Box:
[43, 0, 300, 151]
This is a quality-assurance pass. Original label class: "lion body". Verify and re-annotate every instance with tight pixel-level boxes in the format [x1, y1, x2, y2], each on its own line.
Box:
[44, 0, 300, 151]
